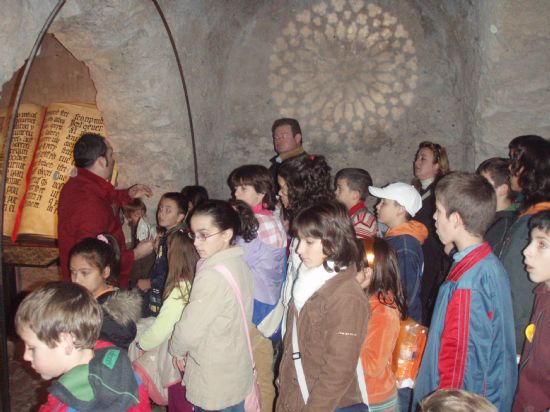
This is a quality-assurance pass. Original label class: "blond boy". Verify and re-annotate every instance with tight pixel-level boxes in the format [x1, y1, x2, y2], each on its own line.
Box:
[16, 282, 148, 411]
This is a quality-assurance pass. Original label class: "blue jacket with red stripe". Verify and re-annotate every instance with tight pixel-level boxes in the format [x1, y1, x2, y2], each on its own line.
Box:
[413, 243, 517, 411]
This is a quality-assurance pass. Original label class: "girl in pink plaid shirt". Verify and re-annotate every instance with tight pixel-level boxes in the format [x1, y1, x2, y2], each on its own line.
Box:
[228, 165, 287, 298]
[228, 165, 287, 410]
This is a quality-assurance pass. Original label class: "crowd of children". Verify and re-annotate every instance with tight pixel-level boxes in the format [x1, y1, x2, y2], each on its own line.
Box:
[15, 128, 550, 412]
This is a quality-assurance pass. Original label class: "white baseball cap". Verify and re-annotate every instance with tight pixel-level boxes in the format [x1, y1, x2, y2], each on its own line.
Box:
[368, 182, 422, 217]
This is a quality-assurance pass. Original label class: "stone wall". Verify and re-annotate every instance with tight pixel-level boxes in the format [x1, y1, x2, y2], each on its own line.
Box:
[1, 0, 549, 204]
[474, 0, 550, 163]
[211, 0, 476, 190]
[0, 34, 97, 108]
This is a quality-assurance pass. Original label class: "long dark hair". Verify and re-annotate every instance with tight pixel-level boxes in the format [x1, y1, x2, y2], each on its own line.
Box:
[357, 237, 407, 320]
[228, 199, 259, 243]
[227, 165, 277, 210]
[278, 154, 333, 225]
[509, 137, 550, 209]
[181, 185, 209, 210]
[163, 230, 199, 301]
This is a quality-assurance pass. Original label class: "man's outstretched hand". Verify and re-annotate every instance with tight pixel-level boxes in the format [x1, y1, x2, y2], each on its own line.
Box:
[128, 184, 152, 198]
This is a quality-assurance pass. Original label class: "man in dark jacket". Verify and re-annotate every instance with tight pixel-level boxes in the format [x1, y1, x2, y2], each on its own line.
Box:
[269, 118, 306, 189]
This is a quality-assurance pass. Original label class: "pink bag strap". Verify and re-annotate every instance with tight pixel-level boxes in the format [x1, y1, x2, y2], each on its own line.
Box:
[214, 264, 256, 369]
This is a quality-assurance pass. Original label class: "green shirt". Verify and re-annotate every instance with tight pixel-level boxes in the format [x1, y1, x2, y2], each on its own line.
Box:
[139, 280, 191, 350]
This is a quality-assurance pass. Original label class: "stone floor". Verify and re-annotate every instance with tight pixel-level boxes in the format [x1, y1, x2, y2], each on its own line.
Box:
[8, 339, 49, 412]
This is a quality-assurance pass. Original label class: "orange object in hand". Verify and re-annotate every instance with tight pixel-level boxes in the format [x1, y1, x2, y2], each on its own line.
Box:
[392, 318, 428, 388]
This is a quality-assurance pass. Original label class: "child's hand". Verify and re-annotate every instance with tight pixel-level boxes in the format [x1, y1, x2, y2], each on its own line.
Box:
[134, 239, 154, 259]
[173, 356, 186, 372]
[154, 235, 161, 253]
[137, 278, 151, 292]
[135, 341, 145, 357]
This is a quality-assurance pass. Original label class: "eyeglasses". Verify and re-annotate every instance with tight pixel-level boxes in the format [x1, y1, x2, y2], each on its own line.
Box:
[187, 231, 222, 241]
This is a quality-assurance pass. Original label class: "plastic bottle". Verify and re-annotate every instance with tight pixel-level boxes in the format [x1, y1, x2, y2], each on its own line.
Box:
[392, 318, 428, 388]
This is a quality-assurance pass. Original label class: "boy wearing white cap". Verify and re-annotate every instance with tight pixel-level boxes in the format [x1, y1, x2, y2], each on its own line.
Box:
[369, 182, 428, 324]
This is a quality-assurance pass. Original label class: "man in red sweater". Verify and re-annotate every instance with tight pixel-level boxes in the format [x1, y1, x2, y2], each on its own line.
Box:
[58, 133, 153, 288]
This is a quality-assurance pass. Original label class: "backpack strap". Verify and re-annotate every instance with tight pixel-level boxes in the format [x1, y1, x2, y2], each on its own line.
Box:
[214, 264, 255, 370]
[292, 312, 369, 406]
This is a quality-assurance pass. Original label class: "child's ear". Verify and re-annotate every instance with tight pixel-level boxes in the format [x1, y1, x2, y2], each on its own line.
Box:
[450, 211, 463, 228]
[397, 204, 407, 217]
[356, 267, 373, 289]
[351, 189, 361, 202]
[176, 212, 185, 224]
[102, 266, 111, 280]
[495, 184, 508, 199]
[221, 228, 233, 244]
[58, 332, 75, 355]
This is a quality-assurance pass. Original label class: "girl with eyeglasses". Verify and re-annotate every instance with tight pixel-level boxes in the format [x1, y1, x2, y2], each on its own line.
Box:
[170, 200, 255, 412]
[138, 192, 188, 317]
[356, 237, 408, 412]
[412, 141, 451, 326]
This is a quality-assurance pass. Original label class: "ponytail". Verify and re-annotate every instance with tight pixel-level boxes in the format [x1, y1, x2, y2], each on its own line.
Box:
[69, 234, 120, 282]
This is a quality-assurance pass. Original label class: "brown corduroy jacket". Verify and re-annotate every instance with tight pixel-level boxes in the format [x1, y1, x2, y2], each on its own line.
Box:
[276, 267, 370, 412]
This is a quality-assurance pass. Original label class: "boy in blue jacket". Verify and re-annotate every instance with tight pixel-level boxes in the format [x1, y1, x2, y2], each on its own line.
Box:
[413, 172, 517, 411]
[369, 182, 427, 324]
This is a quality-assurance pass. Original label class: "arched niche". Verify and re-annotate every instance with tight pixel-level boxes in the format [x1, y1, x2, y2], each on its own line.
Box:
[0, 34, 97, 109]
[1, 1, 197, 210]
[0, 34, 99, 289]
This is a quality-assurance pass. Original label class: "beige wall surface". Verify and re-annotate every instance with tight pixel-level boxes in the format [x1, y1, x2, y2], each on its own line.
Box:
[1, 0, 549, 203]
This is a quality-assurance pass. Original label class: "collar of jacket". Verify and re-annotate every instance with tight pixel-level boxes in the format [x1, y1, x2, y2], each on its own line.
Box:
[305, 266, 358, 303]
[200, 246, 245, 271]
[271, 146, 306, 164]
[348, 201, 367, 217]
[75, 167, 116, 199]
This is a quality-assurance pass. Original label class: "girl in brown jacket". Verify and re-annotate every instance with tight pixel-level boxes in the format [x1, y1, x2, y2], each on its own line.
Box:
[276, 201, 370, 412]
